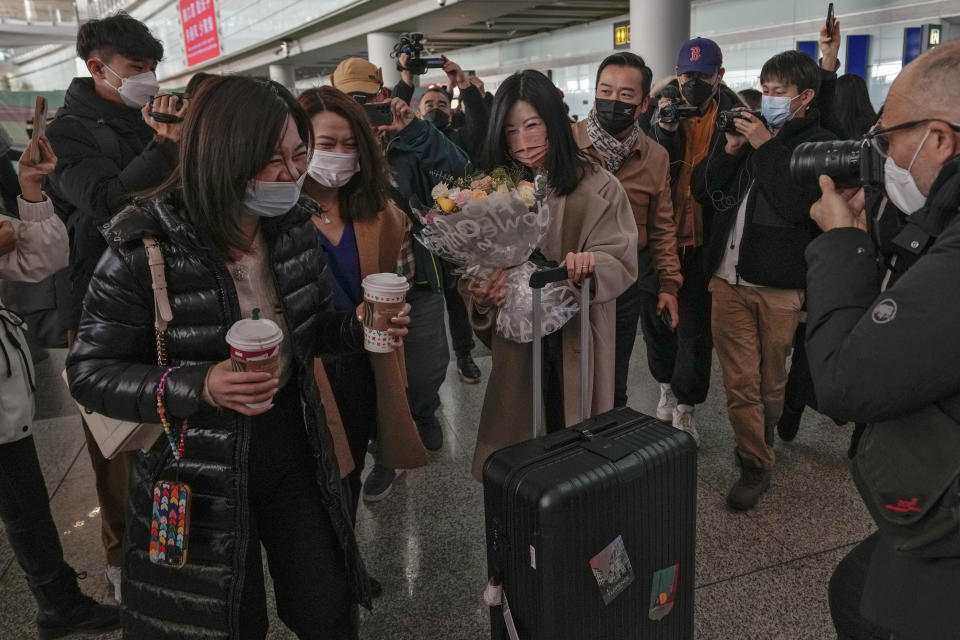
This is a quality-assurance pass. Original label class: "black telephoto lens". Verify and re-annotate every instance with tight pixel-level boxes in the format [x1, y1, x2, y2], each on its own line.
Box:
[790, 140, 870, 188]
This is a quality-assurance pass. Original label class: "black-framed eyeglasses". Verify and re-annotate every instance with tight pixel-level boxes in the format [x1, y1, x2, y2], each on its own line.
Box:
[866, 118, 960, 157]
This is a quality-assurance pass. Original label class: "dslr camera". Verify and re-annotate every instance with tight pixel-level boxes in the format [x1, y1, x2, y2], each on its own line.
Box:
[657, 86, 699, 125]
[716, 109, 763, 132]
[393, 32, 445, 76]
[790, 139, 884, 188]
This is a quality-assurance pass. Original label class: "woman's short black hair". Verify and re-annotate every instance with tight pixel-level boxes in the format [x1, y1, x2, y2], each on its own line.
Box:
[298, 86, 392, 222]
[760, 50, 821, 97]
[76, 12, 164, 63]
[482, 69, 591, 196]
[596, 52, 652, 99]
[151, 76, 313, 258]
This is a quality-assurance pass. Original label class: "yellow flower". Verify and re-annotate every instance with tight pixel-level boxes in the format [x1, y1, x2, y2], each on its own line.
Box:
[518, 180, 534, 189]
[437, 197, 457, 213]
[472, 190, 487, 200]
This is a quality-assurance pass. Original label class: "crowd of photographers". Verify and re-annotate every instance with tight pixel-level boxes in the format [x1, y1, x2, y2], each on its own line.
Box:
[0, 9, 957, 640]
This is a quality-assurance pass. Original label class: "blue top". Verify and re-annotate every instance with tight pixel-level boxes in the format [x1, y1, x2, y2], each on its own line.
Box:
[316, 223, 362, 312]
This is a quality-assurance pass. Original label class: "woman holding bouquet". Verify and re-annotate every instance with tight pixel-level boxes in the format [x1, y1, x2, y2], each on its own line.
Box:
[467, 69, 638, 480]
[298, 86, 427, 516]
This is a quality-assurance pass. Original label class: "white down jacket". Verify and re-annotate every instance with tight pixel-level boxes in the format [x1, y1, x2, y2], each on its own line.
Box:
[0, 194, 68, 444]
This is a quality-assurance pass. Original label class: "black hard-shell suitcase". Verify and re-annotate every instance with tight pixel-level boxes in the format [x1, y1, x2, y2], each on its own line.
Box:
[482, 268, 697, 640]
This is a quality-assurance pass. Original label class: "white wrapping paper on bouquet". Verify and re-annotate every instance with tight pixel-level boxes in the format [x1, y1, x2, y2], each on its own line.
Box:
[413, 190, 579, 343]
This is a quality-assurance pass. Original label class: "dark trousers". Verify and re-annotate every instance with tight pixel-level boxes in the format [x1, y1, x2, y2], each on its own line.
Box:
[324, 354, 377, 522]
[784, 323, 817, 413]
[238, 384, 357, 640]
[404, 286, 448, 423]
[628, 247, 712, 408]
[542, 330, 565, 434]
[829, 534, 896, 640]
[0, 436, 70, 587]
[444, 280, 475, 360]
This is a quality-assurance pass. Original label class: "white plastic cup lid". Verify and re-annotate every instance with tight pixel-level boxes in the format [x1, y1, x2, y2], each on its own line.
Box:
[226, 318, 283, 350]
[362, 273, 409, 294]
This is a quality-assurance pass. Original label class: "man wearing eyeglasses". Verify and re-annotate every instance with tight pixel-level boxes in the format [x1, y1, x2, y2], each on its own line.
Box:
[806, 41, 960, 640]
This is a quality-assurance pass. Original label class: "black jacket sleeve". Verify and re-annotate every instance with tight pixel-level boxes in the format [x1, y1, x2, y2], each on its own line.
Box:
[649, 122, 684, 167]
[816, 66, 846, 139]
[47, 121, 177, 226]
[692, 145, 747, 208]
[393, 80, 414, 105]
[456, 84, 489, 162]
[65, 245, 207, 423]
[805, 223, 960, 422]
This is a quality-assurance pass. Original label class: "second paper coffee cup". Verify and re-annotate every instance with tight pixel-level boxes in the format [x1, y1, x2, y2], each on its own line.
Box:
[361, 273, 409, 353]
[225, 317, 283, 408]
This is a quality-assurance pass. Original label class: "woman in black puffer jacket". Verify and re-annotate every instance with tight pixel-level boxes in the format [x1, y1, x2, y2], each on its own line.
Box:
[65, 76, 408, 639]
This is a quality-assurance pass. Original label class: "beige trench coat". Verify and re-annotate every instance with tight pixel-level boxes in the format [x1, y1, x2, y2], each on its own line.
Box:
[470, 166, 638, 480]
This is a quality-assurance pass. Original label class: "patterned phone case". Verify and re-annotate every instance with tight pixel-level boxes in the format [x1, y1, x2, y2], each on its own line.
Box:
[149, 480, 191, 569]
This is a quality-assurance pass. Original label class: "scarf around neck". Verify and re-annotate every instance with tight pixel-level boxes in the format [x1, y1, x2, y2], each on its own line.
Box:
[585, 110, 641, 175]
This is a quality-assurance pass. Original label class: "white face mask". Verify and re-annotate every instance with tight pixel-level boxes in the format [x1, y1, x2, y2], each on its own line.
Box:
[761, 93, 804, 128]
[307, 150, 360, 188]
[884, 128, 931, 215]
[102, 63, 160, 109]
[243, 172, 307, 217]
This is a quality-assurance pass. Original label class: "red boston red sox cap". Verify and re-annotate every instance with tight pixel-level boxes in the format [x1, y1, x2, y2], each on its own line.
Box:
[676, 37, 723, 75]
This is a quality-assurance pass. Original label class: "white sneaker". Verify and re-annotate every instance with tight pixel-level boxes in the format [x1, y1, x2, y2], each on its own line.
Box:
[672, 404, 700, 447]
[656, 384, 677, 422]
[105, 565, 122, 604]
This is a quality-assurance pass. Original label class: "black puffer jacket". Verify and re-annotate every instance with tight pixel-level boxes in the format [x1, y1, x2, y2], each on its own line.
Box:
[65, 194, 372, 639]
[46, 77, 177, 330]
[692, 110, 836, 289]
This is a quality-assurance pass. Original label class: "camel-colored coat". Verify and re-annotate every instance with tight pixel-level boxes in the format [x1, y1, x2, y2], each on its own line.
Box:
[470, 167, 638, 480]
[314, 203, 428, 477]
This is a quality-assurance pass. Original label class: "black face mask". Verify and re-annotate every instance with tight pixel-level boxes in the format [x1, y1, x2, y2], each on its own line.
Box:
[681, 78, 716, 108]
[422, 109, 450, 130]
[594, 98, 638, 135]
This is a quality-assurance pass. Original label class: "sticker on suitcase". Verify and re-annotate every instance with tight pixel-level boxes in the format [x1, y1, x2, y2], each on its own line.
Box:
[589, 535, 635, 605]
[649, 564, 679, 620]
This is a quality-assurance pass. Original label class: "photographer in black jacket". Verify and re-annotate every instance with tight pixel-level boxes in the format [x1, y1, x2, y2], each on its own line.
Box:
[44, 12, 183, 603]
[806, 41, 960, 640]
[692, 50, 835, 511]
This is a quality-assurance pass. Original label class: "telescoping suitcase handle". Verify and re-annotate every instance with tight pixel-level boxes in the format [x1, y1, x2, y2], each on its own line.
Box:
[529, 266, 592, 439]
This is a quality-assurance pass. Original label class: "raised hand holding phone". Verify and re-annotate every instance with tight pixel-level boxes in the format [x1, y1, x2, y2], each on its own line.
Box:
[30, 96, 47, 163]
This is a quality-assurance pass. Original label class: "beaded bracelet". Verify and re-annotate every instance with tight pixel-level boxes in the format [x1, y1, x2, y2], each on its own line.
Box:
[157, 367, 189, 460]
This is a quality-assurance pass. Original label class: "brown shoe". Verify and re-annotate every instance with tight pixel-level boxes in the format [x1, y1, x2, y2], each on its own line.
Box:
[726, 450, 772, 511]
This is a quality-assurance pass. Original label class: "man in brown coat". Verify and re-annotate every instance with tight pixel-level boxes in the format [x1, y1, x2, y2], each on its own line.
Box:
[573, 52, 683, 421]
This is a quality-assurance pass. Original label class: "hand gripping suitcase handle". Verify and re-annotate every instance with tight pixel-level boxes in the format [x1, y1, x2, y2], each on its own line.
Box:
[530, 267, 593, 439]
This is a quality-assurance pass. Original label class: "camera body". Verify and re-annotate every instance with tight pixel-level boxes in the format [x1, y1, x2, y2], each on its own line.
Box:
[659, 100, 700, 125]
[716, 109, 763, 132]
[394, 32, 445, 76]
[790, 139, 885, 189]
[148, 92, 186, 124]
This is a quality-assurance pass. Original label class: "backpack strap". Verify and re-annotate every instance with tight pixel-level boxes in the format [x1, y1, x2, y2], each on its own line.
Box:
[142, 236, 173, 365]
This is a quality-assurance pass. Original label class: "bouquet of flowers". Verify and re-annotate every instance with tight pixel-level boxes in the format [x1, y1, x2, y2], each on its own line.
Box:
[412, 168, 579, 343]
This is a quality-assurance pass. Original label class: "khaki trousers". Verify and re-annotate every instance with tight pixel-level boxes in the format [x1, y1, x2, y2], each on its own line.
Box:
[68, 330, 132, 567]
[708, 277, 803, 470]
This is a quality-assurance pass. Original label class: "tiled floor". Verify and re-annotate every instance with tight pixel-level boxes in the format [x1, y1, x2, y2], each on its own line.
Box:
[0, 340, 874, 639]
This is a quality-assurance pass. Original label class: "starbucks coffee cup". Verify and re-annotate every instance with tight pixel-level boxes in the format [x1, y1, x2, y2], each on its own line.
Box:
[361, 273, 409, 353]
[225, 314, 283, 408]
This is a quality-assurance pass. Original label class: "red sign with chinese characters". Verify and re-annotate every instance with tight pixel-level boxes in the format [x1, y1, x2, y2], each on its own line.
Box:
[180, 0, 220, 66]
